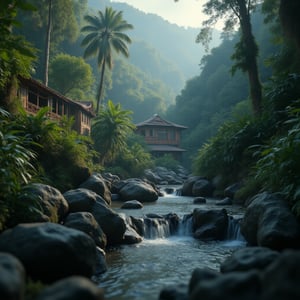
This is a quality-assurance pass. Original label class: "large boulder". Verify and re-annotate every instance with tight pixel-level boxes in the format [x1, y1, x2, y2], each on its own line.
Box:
[63, 212, 107, 249]
[19, 183, 69, 223]
[36, 276, 104, 300]
[90, 201, 126, 245]
[0, 223, 97, 283]
[63, 188, 107, 212]
[240, 192, 300, 250]
[113, 179, 159, 202]
[192, 208, 228, 241]
[0, 252, 25, 300]
[63, 188, 125, 246]
[261, 250, 300, 300]
[79, 174, 111, 205]
[181, 176, 203, 196]
[189, 270, 261, 300]
[192, 179, 215, 197]
[220, 247, 279, 273]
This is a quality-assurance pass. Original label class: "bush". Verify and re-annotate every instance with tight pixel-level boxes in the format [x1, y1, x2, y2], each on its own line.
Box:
[15, 109, 97, 191]
[193, 115, 273, 190]
[255, 104, 300, 216]
[154, 154, 180, 172]
[0, 108, 37, 230]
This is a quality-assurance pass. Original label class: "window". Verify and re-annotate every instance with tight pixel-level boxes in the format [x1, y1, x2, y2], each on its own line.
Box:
[157, 129, 168, 140]
[169, 129, 176, 140]
[149, 129, 154, 137]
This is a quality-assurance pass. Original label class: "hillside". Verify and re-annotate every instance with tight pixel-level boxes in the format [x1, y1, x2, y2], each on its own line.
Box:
[88, 0, 220, 92]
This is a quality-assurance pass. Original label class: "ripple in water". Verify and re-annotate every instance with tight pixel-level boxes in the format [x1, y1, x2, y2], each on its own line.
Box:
[96, 193, 246, 300]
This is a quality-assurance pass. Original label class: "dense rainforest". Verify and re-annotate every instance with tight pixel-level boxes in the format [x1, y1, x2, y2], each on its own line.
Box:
[1, 0, 300, 234]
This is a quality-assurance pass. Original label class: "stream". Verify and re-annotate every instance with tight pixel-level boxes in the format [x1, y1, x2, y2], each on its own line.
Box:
[94, 187, 246, 300]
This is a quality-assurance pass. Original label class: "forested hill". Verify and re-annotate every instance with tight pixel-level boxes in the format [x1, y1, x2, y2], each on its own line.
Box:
[165, 8, 279, 164]
[88, 0, 220, 89]
[15, 0, 221, 122]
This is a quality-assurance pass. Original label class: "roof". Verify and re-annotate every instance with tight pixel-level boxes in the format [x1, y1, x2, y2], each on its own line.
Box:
[136, 114, 187, 129]
[148, 145, 187, 152]
[19, 77, 95, 117]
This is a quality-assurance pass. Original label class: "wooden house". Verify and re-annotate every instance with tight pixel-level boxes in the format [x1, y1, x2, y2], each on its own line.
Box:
[135, 114, 187, 160]
[18, 77, 95, 135]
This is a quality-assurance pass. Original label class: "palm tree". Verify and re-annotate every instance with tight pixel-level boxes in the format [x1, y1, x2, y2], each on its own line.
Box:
[81, 7, 133, 114]
[91, 100, 135, 165]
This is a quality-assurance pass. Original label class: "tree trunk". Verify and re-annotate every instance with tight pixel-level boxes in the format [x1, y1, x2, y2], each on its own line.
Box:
[238, 0, 262, 115]
[96, 59, 106, 114]
[279, 0, 300, 50]
[44, 0, 52, 86]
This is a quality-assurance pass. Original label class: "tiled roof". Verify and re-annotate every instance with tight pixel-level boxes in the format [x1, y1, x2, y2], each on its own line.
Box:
[136, 114, 187, 129]
[148, 145, 187, 152]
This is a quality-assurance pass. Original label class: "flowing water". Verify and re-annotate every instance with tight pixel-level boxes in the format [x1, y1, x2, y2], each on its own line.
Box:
[95, 187, 246, 300]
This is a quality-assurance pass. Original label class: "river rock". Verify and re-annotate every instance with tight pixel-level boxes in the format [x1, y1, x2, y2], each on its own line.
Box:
[192, 208, 228, 241]
[215, 197, 232, 206]
[94, 247, 107, 275]
[0, 252, 25, 300]
[0, 222, 97, 283]
[19, 183, 69, 223]
[192, 179, 215, 197]
[240, 192, 300, 250]
[63, 188, 107, 212]
[181, 176, 203, 196]
[121, 200, 143, 209]
[220, 247, 279, 273]
[189, 268, 220, 295]
[144, 169, 162, 184]
[113, 179, 159, 202]
[159, 283, 188, 300]
[90, 201, 126, 245]
[189, 270, 261, 300]
[80, 174, 111, 205]
[261, 250, 300, 300]
[64, 189, 126, 246]
[35, 276, 104, 300]
[123, 226, 143, 244]
[224, 182, 242, 199]
[193, 197, 206, 204]
[63, 212, 107, 249]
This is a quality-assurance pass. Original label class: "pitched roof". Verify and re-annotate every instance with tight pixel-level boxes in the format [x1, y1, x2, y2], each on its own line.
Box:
[136, 114, 187, 129]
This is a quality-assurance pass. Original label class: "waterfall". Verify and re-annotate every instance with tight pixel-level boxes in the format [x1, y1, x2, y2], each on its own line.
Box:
[143, 218, 171, 239]
[226, 216, 245, 241]
[177, 214, 193, 236]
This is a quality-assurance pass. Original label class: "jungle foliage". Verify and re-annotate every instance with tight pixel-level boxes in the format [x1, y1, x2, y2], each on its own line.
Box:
[189, 1, 300, 215]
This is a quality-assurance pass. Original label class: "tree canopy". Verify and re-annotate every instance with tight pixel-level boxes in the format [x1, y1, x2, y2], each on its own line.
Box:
[49, 53, 94, 100]
[81, 6, 133, 114]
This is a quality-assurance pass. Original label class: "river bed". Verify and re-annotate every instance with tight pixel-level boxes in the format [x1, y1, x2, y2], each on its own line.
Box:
[95, 189, 246, 300]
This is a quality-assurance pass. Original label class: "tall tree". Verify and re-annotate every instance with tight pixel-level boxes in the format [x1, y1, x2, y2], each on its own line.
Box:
[81, 7, 133, 114]
[44, 0, 52, 86]
[49, 53, 94, 98]
[91, 100, 135, 165]
[15, 0, 79, 82]
[196, 0, 263, 115]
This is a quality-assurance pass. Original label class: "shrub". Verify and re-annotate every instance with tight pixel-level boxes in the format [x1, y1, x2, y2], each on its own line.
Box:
[193, 115, 273, 190]
[0, 108, 37, 230]
[255, 104, 300, 216]
[154, 154, 180, 171]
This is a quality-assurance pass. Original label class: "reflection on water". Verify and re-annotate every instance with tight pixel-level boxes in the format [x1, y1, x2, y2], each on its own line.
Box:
[95, 189, 246, 300]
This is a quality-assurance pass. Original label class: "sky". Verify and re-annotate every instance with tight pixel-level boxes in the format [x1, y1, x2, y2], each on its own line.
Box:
[111, 0, 209, 29]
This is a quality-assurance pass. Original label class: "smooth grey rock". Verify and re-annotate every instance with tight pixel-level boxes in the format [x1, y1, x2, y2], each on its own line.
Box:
[0, 223, 97, 283]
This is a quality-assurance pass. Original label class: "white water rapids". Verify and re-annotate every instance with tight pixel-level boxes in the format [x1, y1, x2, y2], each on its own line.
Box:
[94, 188, 246, 300]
